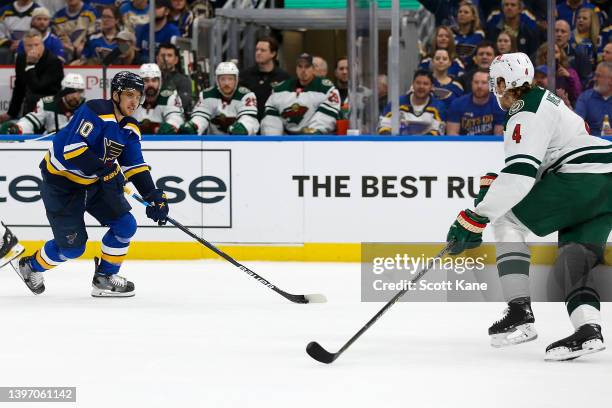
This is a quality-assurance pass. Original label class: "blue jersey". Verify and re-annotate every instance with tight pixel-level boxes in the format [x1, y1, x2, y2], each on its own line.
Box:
[485, 9, 537, 31]
[82, 32, 117, 60]
[135, 22, 180, 61]
[433, 77, 464, 110]
[43, 99, 149, 186]
[446, 93, 505, 135]
[379, 93, 446, 135]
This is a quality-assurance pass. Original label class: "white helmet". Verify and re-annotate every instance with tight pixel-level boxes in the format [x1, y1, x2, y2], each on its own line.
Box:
[489, 52, 534, 106]
[215, 61, 239, 79]
[139, 63, 162, 79]
[61, 73, 85, 90]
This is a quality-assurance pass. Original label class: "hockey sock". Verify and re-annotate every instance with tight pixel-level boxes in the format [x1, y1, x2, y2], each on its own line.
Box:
[496, 242, 531, 302]
[555, 243, 602, 329]
[31, 240, 85, 272]
[98, 213, 137, 275]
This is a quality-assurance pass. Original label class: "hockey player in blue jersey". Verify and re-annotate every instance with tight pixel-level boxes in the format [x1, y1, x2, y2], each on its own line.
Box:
[15, 71, 169, 297]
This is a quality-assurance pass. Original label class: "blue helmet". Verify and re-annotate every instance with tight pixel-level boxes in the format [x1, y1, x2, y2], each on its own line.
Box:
[111, 71, 144, 96]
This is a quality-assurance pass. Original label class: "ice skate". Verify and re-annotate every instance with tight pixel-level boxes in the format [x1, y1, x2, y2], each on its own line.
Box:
[545, 324, 605, 361]
[91, 257, 135, 297]
[489, 297, 537, 347]
[14, 253, 45, 295]
[0, 222, 24, 269]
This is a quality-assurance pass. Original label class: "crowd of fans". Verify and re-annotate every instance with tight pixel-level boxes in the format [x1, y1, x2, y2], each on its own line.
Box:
[392, 0, 612, 136]
[0, 0, 610, 136]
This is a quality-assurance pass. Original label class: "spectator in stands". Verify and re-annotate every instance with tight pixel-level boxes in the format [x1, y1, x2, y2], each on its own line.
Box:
[0, 0, 40, 64]
[485, 0, 538, 32]
[556, 18, 593, 87]
[0, 29, 62, 122]
[240, 36, 290, 120]
[16, 6, 65, 62]
[575, 61, 612, 135]
[71, 4, 119, 65]
[156, 42, 192, 113]
[313, 56, 328, 78]
[135, 0, 180, 62]
[114, 29, 145, 65]
[419, 25, 465, 77]
[452, 1, 485, 65]
[462, 40, 496, 93]
[431, 48, 464, 110]
[52, 0, 97, 63]
[121, 0, 149, 33]
[602, 41, 612, 62]
[571, 7, 600, 69]
[169, 0, 193, 37]
[334, 56, 349, 107]
[446, 69, 504, 136]
[37, 0, 65, 16]
[557, 0, 602, 30]
[417, 0, 465, 27]
[486, 0, 539, 59]
[533, 65, 573, 107]
[536, 42, 583, 105]
[496, 30, 517, 54]
[378, 69, 446, 136]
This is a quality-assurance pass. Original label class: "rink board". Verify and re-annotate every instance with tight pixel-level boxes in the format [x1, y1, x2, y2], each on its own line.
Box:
[0, 136, 610, 262]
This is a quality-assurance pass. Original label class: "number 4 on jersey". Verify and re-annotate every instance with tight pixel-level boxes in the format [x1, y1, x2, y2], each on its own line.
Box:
[512, 124, 522, 143]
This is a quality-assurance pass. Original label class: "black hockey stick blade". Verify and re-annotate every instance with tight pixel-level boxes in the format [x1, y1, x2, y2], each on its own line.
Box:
[306, 341, 337, 364]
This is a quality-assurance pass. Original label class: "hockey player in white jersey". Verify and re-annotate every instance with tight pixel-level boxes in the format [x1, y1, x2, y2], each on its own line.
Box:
[261, 53, 341, 135]
[133, 63, 185, 134]
[0, 222, 24, 269]
[179, 62, 259, 135]
[0, 73, 86, 135]
[446, 53, 612, 361]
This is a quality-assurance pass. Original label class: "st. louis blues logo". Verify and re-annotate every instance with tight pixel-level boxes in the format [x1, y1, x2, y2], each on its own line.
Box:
[103, 138, 124, 162]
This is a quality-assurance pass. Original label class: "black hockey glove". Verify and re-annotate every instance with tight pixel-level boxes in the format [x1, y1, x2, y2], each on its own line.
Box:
[144, 189, 169, 226]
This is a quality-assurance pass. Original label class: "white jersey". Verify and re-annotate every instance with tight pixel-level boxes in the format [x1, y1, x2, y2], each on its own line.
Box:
[261, 77, 341, 135]
[190, 86, 259, 135]
[133, 88, 185, 134]
[17, 95, 84, 134]
[477, 87, 612, 221]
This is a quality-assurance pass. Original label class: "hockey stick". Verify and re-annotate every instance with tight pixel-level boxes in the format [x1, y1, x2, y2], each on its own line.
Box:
[124, 187, 327, 304]
[306, 242, 454, 364]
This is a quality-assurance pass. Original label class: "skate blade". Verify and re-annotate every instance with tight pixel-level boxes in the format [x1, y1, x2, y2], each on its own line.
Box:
[491, 323, 538, 348]
[7, 258, 45, 295]
[0, 243, 25, 269]
[545, 340, 606, 361]
[91, 286, 135, 298]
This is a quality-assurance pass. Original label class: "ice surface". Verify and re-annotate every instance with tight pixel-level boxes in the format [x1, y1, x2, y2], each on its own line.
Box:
[1, 261, 610, 407]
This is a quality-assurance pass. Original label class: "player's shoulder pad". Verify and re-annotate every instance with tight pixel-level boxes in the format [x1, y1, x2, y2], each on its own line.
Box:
[119, 116, 142, 138]
[201, 86, 219, 99]
[86, 99, 115, 116]
[272, 78, 294, 92]
[237, 86, 251, 95]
